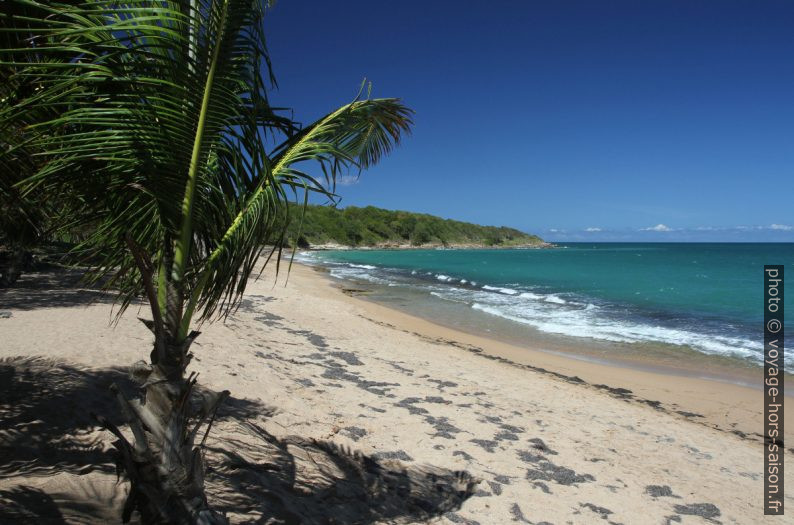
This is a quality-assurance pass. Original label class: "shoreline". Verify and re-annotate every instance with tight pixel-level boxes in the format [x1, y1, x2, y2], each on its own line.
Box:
[297, 244, 782, 381]
[2, 262, 792, 523]
[351, 280, 771, 391]
[302, 242, 555, 250]
[376, 299, 777, 393]
[299, 262, 792, 446]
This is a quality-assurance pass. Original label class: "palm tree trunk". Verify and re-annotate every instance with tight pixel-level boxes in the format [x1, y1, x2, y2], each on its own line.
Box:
[97, 329, 229, 524]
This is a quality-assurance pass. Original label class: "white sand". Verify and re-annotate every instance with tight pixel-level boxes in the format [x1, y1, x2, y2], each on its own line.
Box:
[1, 263, 791, 524]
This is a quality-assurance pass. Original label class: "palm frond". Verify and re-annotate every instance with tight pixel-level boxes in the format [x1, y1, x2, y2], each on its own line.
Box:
[2, 0, 286, 319]
[2, 0, 412, 342]
[182, 98, 413, 333]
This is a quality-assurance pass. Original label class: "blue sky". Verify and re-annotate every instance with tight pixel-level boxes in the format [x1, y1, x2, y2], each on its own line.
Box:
[265, 1, 794, 242]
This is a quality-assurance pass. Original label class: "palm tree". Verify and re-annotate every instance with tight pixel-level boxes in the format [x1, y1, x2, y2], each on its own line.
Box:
[0, 163, 43, 286]
[1, 0, 412, 522]
[0, 20, 59, 286]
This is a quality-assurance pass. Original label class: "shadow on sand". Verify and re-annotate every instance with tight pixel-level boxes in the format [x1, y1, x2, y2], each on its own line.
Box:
[0, 268, 113, 311]
[0, 357, 477, 523]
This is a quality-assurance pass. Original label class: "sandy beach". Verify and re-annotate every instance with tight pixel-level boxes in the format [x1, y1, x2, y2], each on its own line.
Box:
[1, 262, 791, 524]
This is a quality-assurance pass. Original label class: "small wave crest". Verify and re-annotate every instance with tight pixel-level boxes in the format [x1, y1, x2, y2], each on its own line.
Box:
[482, 285, 519, 295]
[544, 295, 567, 304]
[471, 296, 767, 365]
[306, 256, 780, 368]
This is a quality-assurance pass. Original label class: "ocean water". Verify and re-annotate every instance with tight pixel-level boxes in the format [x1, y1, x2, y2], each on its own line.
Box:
[298, 243, 793, 370]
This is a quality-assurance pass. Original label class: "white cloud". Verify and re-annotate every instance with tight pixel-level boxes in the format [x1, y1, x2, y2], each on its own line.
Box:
[584, 227, 602, 232]
[549, 228, 560, 233]
[770, 224, 793, 231]
[335, 174, 361, 186]
[641, 224, 673, 232]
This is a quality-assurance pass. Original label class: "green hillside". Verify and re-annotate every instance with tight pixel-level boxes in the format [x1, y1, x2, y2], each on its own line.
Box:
[283, 205, 546, 248]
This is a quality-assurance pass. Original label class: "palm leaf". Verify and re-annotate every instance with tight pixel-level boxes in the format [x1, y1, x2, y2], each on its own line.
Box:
[1, 2, 414, 520]
[180, 97, 413, 334]
[2, 0, 412, 339]
[2, 0, 286, 319]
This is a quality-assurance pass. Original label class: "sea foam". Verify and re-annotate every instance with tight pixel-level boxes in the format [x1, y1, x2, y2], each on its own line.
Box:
[304, 250, 786, 369]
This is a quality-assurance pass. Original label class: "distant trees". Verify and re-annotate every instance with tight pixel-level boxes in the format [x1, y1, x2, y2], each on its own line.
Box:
[411, 221, 433, 245]
[284, 204, 544, 247]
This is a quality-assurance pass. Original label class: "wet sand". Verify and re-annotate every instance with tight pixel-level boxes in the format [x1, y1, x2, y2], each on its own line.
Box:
[316, 262, 791, 446]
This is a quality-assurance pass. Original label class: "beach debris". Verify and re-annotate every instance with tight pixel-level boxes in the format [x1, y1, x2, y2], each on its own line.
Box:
[531, 481, 551, 493]
[645, 485, 678, 498]
[210, 423, 478, 523]
[593, 383, 633, 398]
[508, 503, 533, 523]
[673, 503, 721, 521]
[342, 426, 367, 441]
[396, 397, 430, 415]
[675, 410, 704, 418]
[358, 402, 386, 413]
[371, 449, 413, 461]
[320, 367, 398, 396]
[385, 360, 414, 375]
[253, 310, 284, 322]
[580, 502, 613, 519]
[642, 399, 664, 410]
[528, 438, 557, 455]
[469, 439, 499, 453]
[427, 378, 458, 390]
[521, 451, 595, 486]
[487, 480, 503, 495]
[517, 450, 546, 464]
[445, 511, 482, 524]
[341, 287, 372, 296]
[494, 430, 520, 441]
[424, 415, 462, 439]
[329, 351, 363, 366]
[683, 445, 713, 460]
[452, 450, 474, 461]
[286, 328, 328, 348]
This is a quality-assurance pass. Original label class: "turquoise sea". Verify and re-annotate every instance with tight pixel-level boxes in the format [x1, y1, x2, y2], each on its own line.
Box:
[298, 243, 793, 371]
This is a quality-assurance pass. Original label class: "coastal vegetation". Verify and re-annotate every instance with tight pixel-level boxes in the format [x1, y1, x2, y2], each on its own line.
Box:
[0, 44, 60, 286]
[285, 204, 545, 248]
[1, 0, 411, 522]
